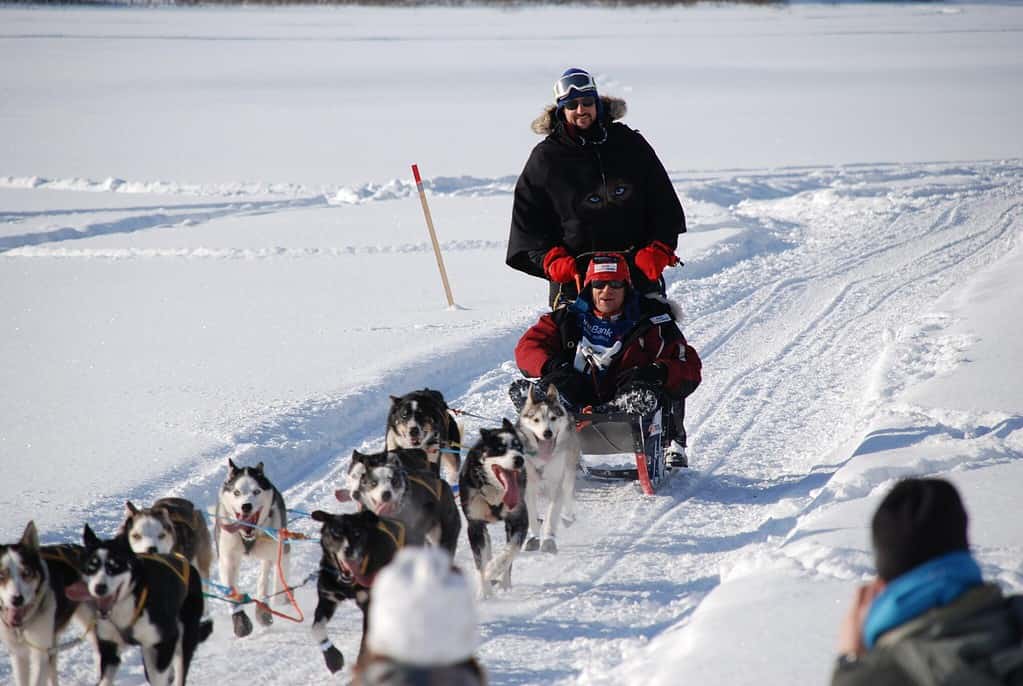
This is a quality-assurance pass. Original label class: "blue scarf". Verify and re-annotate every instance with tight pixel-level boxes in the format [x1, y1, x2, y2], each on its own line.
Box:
[862, 551, 982, 649]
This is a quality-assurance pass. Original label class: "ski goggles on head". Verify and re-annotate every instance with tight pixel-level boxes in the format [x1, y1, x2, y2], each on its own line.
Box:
[561, 96, 595, 111]
[554, 71, 597, 101]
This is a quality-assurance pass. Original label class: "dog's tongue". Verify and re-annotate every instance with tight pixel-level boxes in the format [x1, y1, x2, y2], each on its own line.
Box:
[498, 467, 520, 509]
[375, 502, 397, 517]
[95, 593, 117, 613]
[334, 488, 351, 503]
[222, 509, 261, 534]
[536, 438, 555, 462]
[65, 581, 91, 602]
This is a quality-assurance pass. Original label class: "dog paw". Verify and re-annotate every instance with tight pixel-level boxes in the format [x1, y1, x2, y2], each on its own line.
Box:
[232, 611, 253, 638]
[322, 645, 344, 673]
[561, 513, 576, 528]
[523, 536, 540, 552]
[540, 538, 558, 554]
[255, 606, 274, 627]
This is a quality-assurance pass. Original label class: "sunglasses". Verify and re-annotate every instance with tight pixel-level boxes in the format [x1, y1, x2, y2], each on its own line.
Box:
[562, 97, 595, 111]
[591, 280, 626, 291]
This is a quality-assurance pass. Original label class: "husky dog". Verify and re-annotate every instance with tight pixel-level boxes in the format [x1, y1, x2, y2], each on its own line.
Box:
[74, 524, 209, 686]
[386, 389, 462, 485]
[308, 510, 407, 674]
[214, 459, 290, 638]
[346, 449, 460, 556]
[0, 522, 90, 686]
[121, 498, 213, 579]
[517, 383, 581, 554]
[458, 419, 529, 599]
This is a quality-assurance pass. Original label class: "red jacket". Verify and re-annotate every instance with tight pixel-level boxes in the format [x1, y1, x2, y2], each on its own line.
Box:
[515, 297, 701, 403]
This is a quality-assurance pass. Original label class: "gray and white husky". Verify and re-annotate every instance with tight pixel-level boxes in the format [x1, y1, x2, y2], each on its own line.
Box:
[516, 383, 580, 555]
[0, 521, 90, 686]
[214, 459, 290, 638]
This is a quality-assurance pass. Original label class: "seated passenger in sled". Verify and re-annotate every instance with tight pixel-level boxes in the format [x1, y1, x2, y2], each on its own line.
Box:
[510, 252, 701, 468]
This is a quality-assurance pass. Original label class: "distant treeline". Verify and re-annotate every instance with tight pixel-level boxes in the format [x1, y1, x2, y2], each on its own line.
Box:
[8, 0, 790, 6]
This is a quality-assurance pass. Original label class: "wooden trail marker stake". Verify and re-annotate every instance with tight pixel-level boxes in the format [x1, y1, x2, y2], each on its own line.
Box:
[411, 163, 456, 308]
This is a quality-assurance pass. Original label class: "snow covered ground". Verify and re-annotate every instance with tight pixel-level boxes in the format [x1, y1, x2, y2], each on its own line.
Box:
[2, 4, 1022, 685]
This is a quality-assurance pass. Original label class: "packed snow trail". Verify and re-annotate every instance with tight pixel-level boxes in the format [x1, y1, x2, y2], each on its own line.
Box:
[6, 161, 1021, 685]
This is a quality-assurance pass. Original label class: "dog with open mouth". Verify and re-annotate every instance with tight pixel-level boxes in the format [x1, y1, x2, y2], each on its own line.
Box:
[517, 383, 581, 554]
[214, 459, 290, 638]
[345, 449, 460, 556]
[307, 509, 407, 674]
[70, 524, 209, 686]
[0, 521, 92, 686]
[458, 418, 529, 599]
[385, 388, 463, 488]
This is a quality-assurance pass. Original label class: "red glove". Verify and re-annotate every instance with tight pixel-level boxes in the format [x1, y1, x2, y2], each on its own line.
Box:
[542, 246, 579, 284]
[634, 240, 679, 281]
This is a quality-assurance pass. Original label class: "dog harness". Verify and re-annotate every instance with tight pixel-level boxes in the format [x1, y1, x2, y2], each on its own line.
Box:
[406, 474, 444, 504]
[376, 519, 406, 550]
[333, 520, 406, 588]
[137, 552, 191, 588]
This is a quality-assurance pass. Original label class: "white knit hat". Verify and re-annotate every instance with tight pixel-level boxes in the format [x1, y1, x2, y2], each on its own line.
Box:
[367, 548, 480, 666]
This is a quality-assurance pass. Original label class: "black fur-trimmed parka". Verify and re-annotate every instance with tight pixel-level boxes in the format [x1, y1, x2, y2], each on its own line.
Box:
[506, 96, 686, 297]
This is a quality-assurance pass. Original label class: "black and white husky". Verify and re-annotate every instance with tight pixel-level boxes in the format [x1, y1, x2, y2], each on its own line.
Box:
[517, 383, 580, 554]
[346, 449, 459, 556]
[0, 521, 90, 686]
[121, 498, 213, 580]
[214, 459, 290, 637]
[76, 524, 209, 686]
[308, 509, 406, 674]
[458, 419, 529, 599]
[386, 388, 462, 486]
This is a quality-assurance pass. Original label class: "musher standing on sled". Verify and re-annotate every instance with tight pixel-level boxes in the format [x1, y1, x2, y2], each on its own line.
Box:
[511, 254, 701, 468]
[506, 68, 693, 464]
[505, 67, 686, 308]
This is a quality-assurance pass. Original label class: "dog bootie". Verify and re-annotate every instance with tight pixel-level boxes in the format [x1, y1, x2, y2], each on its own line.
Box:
[665, 440, 688, 469]
[322, 643, 344, 673]
[523, 536, 540, 552]
[255, 604, 274, 627]
[232, 610, 253, 638]
[540, 538, 558, 554]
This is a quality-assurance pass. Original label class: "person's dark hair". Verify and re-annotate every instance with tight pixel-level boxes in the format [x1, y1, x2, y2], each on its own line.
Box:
[871, 477, 969, 581]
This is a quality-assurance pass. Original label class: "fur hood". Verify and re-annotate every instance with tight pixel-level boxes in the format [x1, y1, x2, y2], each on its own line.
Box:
[531, 95, 628, 135]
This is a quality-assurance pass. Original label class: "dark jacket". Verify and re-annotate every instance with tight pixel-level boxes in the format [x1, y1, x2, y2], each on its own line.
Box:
[832, 584, 1023, 686]
[506, 97, 686, 293]
[514, 293, 701, 405]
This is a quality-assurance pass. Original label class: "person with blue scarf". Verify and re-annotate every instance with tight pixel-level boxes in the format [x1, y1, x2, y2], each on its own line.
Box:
[833, 478, 1023, 685]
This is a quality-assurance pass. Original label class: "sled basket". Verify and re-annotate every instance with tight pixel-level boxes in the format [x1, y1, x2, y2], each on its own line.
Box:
[575, 408, 666, 495]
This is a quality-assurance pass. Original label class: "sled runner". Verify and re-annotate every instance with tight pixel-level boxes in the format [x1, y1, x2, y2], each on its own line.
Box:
[576, 406, 667, 495]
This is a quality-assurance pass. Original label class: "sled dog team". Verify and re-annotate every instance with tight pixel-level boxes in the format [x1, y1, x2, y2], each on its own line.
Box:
[0, 384, 579, 684]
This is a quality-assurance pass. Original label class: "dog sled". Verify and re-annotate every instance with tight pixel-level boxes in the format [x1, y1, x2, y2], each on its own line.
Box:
[576, 406, 668, 495]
